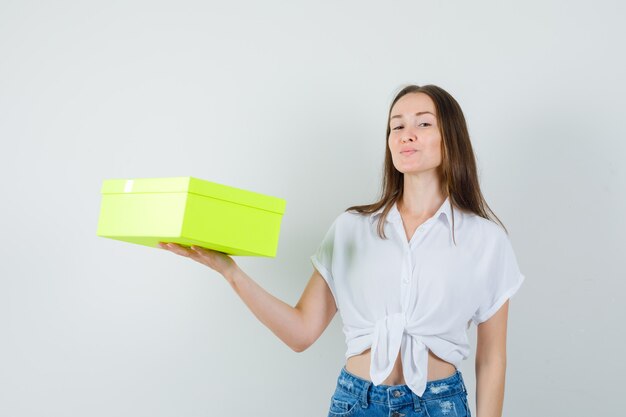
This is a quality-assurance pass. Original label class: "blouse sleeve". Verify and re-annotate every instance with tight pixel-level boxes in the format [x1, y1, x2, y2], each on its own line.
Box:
[310, 216, 339, 304]
[472, 231, 526, 325]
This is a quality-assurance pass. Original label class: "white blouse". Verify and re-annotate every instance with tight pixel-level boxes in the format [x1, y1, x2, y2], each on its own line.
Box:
[310, 196, 525, 397]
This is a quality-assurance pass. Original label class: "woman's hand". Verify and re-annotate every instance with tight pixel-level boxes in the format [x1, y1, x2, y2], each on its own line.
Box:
[158, 242, 238, 277]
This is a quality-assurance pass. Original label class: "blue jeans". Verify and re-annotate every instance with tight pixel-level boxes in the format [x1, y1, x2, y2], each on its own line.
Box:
[327, 366, 471, 417]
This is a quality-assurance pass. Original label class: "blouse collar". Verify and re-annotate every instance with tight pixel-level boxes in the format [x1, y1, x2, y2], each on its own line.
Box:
[369, 195, 454, 231]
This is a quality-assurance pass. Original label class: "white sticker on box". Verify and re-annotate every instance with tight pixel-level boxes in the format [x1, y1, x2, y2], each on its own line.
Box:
[124, 179, 134, 193]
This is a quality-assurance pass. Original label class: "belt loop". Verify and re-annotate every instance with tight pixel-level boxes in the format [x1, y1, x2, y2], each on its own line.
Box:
[360, 380, 371, 408]
[457, 370, 468, 393]
[412, 391, 422, 412]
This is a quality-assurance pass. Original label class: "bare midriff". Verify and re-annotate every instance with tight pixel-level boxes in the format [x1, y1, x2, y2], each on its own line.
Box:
[345, 347, 456, 385]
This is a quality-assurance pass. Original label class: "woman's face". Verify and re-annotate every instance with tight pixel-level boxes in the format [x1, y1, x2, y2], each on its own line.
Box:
[388, 92, 442, 176]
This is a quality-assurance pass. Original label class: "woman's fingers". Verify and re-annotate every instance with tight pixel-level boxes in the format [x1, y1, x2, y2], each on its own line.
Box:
[190, 245, 236, 275]
[160, 243, 208, 265]
[190, 245, 215, 256]
[158, 242, 193, 257]
[158, 242, 236, 275]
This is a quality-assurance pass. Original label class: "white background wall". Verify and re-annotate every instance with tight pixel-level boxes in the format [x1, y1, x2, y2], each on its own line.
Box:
[1, 1, 624, 416]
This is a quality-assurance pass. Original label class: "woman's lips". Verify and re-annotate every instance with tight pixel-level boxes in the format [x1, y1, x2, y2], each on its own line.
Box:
[400, 150, 417, 155]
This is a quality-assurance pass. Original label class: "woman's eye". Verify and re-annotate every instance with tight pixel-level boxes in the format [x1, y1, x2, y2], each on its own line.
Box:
[392, 123, 431, 130]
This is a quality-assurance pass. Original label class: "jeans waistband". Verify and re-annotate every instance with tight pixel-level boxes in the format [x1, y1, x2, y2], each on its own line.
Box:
[336, 366, 467, 406]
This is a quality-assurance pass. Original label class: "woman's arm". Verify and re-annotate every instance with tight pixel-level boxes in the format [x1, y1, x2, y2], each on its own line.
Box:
[475, 300, 510, 417]
[159, 243, 337, 352]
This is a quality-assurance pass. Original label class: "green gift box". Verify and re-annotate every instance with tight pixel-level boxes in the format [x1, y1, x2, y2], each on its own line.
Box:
[96, 176, 286, 257]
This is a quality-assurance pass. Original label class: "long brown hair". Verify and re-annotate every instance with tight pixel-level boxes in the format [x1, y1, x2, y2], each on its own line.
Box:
[345, 84, 508, 244]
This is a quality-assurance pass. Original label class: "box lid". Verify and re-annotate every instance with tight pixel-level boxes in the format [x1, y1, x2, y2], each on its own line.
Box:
[100, 176, 286, 214]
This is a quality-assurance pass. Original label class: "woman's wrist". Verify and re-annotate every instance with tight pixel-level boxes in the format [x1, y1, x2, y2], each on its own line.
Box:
[222, 262, 241, 284]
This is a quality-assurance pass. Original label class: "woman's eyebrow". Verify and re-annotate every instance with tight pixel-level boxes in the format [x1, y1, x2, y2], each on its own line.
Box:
[390, 111, 435, 120]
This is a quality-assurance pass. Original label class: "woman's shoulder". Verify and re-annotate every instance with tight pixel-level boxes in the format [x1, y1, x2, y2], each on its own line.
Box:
[318, 209, 358, 231]
[461, 211, 509, 243]
[329, 209, 369, 228]
[318, 208, 374, 238]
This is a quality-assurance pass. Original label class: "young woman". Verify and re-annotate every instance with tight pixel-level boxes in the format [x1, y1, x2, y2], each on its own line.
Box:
[159, 84, 525, 417]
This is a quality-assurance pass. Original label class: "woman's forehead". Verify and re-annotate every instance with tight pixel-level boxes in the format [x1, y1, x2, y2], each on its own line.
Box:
[391, 92, 436, 116]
